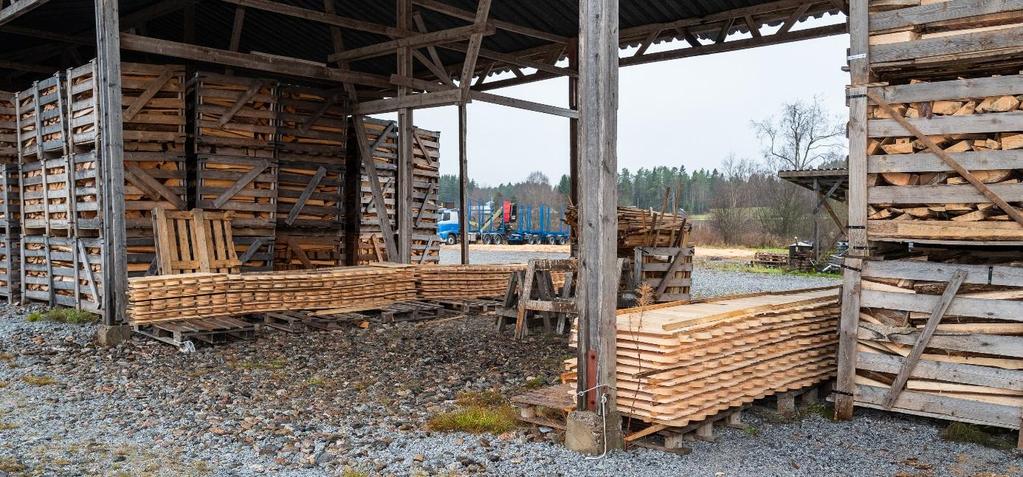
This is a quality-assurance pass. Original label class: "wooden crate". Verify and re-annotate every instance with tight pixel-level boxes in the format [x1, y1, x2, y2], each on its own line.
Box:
[868, 2, 1023, 83]
[192, 72, 276, 151]
[65, 62, 99, 150]
[274, 232, 344, 270]
[15, 73, 67, 159]
[865, 74, 1023, 243]
[121, 63, 186, 145]
[632, 246, 693, 303]
[411, 126, 440, 264]
[276, 160, 343, 229]
[195, 153, 277, 233]
[21, 235, 103, 312]
[0, 91, 16, 162]
[275, 84, 347, 161]
[851, 258, 1023, 431]
[233, 235, 275, 272]
[19, 151, 101, 234]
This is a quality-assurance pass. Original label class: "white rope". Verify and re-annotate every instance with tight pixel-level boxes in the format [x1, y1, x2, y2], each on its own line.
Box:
[584, 393, 610, 460]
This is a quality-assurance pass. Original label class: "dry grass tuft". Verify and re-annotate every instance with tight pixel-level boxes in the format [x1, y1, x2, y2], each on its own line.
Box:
[21, 375, 57, 386]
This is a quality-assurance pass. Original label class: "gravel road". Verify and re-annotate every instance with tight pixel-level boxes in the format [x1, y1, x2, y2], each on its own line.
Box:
[0, 268, 1019, 476]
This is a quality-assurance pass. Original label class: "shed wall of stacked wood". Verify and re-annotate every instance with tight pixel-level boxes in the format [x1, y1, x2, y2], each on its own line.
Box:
[837, 0, 1023, 435]
[7, 59, 440, 316]
[353, 117, 440, 265]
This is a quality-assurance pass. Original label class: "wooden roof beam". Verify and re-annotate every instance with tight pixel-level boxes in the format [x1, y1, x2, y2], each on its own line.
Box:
[220, 0, 401, 37]
[412, 0, 568, 44]
[328, 23, 495, 62]
[440, 43, 577, 77]
[0, 0, 51, 27]
[458, 0, 492, 101]
[120, 33, 397, 89]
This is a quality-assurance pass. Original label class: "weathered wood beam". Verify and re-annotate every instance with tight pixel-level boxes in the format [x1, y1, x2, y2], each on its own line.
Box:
[412, 11, 455, 86]
[745, 15, 762, 38]
[354, 115, 399, 261]
[440, 43, 577, 77]
[778, 2, 813, 34]
[412, 0, 567, 44]
[120, 33, 395, 88]
[328, 23, 495, 62]
[458, 0, 492, 101]
[388, 73, 453, 92]
[469, 91, 577, 118]
[622, 22, 845, 67]
[0, 0, 51, 27]
[323, 0, 358, 101]
[221, 0, 401, 37]
[398, 0, 413, 264]
[0, 59, 53, 73]
[228, 6, 246, 51]
[354, 88, 462, 115]
[577, 0, 623, 451]
[0, 25, 91, 44]
[458, 102, 468, 264]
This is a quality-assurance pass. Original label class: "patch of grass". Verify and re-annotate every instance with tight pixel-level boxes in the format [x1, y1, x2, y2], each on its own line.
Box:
[340, 468, 369, 477]
[232, 357, 287, 371]
[708, 262, 837, 279]
[306, 376, 327, 387]
[0, 458, 25, 473]
[26, 308, 98, 325]
[522, 377, 546, 390]
[0, 352, 14, 361]
[193, 461, 211, 473]
[0, 381, 7, 389]
[742, 425, 760, 437]
[427, 405, 518, 435]
[941, 422, 1016, 450]
[21, 374, 56, 386]
[0, 422, 17, 430]
[456, 390, 506, 407]
[800, 402, 834, 421]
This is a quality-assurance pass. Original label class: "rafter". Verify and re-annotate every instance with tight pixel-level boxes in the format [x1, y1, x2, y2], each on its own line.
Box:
[220, 0, 401, 37]
[0, 0, 52, 27]
[412, 0, 567, 44]
[328, 23, 495, 63]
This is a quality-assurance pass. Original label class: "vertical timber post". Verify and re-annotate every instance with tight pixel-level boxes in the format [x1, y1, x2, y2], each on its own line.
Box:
[397, 0, 413, 263]
[574, 0, 623, 451]
[95, 0, 127, 327]
[458, 102, 469, 264]
[568, 40, 579, 255]
[812, 177, 820, 264]
[835, 0, 869, 420]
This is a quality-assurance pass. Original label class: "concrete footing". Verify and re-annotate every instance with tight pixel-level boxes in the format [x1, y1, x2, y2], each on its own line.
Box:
[95, 324, 131, 347]
[565, 410, 624, 455]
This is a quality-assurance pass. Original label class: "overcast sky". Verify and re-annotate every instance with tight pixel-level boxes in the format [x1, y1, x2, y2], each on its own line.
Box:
[384, 15, 849, 187]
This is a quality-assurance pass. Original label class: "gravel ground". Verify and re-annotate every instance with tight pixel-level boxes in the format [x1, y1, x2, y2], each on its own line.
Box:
[0, 271, 1019, 476]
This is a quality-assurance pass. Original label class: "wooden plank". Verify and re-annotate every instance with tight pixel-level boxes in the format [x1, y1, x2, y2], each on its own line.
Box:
[859, 323, 1023, 358]
[863, 259, 1023, 288]
[217, 81, 264, 128]
[125, 166, 186, 210]
[0, 0, 52, 27]
[412, 0, 567, 44]
[868, 111, 1023, 137]
[868, 150, 1023, 174]
[861, 289, 1023, 322]
[871, 25, 1023, 64]
[857, 351, 1023, 391]
[220, 0, 400, 37]
[469, 91, 578, 118]
[122, 68, 174, 122]
[458, 0, 493, 102]
[856, 384, 1021, 429]
[211, 159, 269, 209]
[870, 0, 1023, 33]
[884, 270, 966, 408]
[871, 74, 1023, 104]
[354, 88, 462, 115]
[868, 183, 1023, 204]
[354, 115, 398, 261]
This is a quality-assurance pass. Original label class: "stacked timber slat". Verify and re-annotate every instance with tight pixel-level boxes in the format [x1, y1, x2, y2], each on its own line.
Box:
[415, 264, 525, 299]
[566, 206, 690, 257]
[121, 63, 187, 275]
[564, 287, 840, 428]
[0, 92, 15, 161]
[273, 85, 348, 269]
[838, 1, 1023, 436]
[126, 265, 417, 324]
[192, 72, 278, 271]
[354, 118, 440, 264]
[0, 165, 20, 303]
[851, 256, 1023, 429]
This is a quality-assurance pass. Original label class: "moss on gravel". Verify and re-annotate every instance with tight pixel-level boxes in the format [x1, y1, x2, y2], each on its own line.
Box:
[429, 390, 519, 434]
[21, 374, 57, 386]
[26, 308, 97, 325]
[941, 422, 1016, 450]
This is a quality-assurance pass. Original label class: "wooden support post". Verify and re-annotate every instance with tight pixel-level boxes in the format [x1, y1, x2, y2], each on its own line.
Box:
[397, 0, 413, 264]
[568, 40, 579, 249]
[576, 0, 623, 451]
[777, 392, 797, 416]
[695, 422, 715, 442]
[458, 102, 469, 264]
[812, 177, 820, 264]
[95, 0, 127, 325]
[834, 0, 868, 421]
[801, 387, 819, 406]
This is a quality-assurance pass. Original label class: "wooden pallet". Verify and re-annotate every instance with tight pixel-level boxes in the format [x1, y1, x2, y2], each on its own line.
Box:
[751, 251, 787, 268]
[152, 208, 241, 275]
[15, 73, 66, 159]
[633, 246, 692, 303]
[260, 311, 309, 333]
[430, 298, 502, 314]
[380, 300, 448, 323]
[511, 383, 575, 430]
[133, 316, 256, 350]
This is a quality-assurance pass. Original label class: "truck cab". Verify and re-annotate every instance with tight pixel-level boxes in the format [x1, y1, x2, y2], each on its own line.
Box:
[437, 208, 460, 244]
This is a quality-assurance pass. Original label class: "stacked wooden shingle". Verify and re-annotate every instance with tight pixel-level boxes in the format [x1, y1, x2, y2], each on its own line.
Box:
[127, 265, 417, 324]
[415, 264, 525, 299]
[564, 287, 839, 428]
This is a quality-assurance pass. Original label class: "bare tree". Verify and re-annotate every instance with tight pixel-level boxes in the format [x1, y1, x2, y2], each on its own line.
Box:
[752, 96, 846, 171]
[711, 155, 758, 244]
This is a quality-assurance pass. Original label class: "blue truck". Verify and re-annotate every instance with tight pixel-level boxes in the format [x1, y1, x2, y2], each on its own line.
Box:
[437, 199, 570, 245]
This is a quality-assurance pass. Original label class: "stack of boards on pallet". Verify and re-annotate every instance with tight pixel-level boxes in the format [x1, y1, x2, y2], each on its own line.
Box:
[415, 264, 525, 299]
[564, 287, 839, 428]
[0, 93, 18, 303]
[126, 265, 418, 324]
[838, 0, 1023, 438]
[355, 117, 440, 265]
[566, 205, 693, 303]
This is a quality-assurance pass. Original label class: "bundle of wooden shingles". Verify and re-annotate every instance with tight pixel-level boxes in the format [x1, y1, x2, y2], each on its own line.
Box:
[563, 287, 839, 429]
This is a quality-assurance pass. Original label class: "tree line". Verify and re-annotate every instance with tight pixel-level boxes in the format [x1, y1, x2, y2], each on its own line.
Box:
[438, 96, 848, 247]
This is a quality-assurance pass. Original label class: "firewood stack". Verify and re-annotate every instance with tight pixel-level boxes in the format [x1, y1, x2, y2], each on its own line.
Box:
[837, 1, 1023, 436]
[563, 287, 839, 428]
[414, 264, 526, 299]
[565, 206, 691, 257]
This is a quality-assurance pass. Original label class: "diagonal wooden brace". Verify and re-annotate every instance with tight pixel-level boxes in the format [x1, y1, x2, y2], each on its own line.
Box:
[867, 91, 1023, 228]
[882, 269, 967, 409]
[123, 69, 174, 122]
[125, 166, 187, 210]
[298, 94, 338, 136]
[354, 116, 399, 261]
[654, 249, 687, 300]
[211, 159, 270, 209]
[218, 80, 264, 128]
[285, 166, 327, 226]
